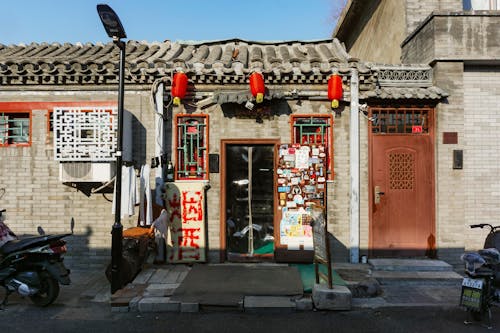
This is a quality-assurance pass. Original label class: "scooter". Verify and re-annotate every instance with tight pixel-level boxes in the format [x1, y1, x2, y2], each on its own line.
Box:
[460, 223, 500, 329]
[0, 208, 72, 308]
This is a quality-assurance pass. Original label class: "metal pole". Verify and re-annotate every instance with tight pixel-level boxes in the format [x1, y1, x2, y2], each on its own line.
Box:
[349, 68, 360, 264]
[111, 39, 126, 294]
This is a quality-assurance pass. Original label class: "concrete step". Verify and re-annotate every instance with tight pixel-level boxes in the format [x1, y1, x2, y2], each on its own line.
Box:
[369, 259, 454, 272]
[372, 270, 463, 285]
[243, 296, 297, 312]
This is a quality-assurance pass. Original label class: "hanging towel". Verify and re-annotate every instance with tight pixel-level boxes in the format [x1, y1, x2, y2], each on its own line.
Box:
[112, 165, 137, 218]
[139, 164, 153, 226]
[151, 209, 169, 237]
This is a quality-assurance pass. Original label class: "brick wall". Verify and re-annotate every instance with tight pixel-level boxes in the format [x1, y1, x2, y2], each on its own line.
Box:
[405, 0, 462, 34]
[0, 89, 155, 269]
[432, 62, 466, 266]
[0, 87, 358, 266]
[463, 66, 500, 251]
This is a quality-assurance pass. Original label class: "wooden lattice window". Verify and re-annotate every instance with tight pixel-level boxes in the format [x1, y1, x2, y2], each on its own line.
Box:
[291, 114, 334, 179]
[371, 108, 429, 134]
[0, 111, 31, 147]
[389, 152, 415, 190]
[175, 114, 208, 180]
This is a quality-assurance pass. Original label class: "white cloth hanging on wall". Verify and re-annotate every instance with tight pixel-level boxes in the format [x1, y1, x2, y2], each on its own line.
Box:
[139, 164, 153, 226]
[112, 165, 137, 218]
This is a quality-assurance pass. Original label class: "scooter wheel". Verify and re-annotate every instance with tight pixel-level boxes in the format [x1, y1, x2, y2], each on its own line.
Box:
[30, 272, 60, 307]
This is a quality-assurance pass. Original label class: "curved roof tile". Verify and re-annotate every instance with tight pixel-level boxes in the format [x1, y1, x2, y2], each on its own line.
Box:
[0, 38, 353, 84]
[0, 38, 446, 100]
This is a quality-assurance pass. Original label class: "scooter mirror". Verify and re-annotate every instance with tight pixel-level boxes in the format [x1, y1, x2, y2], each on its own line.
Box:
[37, 226, 45, 235]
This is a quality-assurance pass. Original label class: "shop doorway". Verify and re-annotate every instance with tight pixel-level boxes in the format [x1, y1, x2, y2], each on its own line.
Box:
[369, 107, 436, 257]
[221, 140, 278, 261]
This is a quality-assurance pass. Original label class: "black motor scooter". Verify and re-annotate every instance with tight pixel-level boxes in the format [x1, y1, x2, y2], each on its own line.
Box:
[0, 208, 72, 308]
[460, 223, 500, 329]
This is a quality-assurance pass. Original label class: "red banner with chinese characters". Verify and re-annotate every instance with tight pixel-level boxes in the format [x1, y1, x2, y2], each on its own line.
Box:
[164, 181, 207, 263]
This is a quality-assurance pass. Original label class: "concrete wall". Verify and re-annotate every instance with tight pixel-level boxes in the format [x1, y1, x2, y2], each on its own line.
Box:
[345, 0, 406, 64]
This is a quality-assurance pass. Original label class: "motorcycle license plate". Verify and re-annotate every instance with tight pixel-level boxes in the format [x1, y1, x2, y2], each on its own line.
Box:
[460, 278, 484, 311]
[462, 277, 483, 289]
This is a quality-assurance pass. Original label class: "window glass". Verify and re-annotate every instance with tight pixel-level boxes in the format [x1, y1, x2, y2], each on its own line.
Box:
[371, 108, 429, 134]
[0, 112, 30, 146]
[464, 0, 498, 10]
[291, 115, 333, 179]
[175, 115, 208, 180]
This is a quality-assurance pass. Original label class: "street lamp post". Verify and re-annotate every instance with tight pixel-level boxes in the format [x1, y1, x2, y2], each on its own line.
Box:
[97, 4, 127, 294]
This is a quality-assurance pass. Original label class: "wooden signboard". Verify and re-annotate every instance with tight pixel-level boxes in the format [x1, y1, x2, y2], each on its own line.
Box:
[311, 204, 332, 289]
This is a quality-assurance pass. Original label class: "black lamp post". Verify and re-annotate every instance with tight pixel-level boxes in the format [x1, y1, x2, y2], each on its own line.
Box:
[97, 4, 127, 294]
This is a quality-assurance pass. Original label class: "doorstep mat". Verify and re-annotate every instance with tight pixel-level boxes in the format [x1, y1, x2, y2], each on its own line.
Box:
[170, 264, 303, 306]
[290, 263, 346, 293]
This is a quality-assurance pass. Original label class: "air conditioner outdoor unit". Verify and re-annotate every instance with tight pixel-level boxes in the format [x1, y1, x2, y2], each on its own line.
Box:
[59, 162, 116, 183]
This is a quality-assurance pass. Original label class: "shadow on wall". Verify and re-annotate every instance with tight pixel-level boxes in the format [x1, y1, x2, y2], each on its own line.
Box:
[221, 100, 292, 123]
[130, 110, 147, 168]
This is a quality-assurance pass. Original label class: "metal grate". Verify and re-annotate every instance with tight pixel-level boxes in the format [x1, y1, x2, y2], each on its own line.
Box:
[0, 112, 30, 145]
[176, 115, 208, 180]
[292, 116, 330, 145]
[371, 108, 429, 134]
[53, 107, 117, 161]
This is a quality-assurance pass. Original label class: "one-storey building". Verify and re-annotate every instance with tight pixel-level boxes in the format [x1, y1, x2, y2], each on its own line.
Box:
[0, 38, 446, 268]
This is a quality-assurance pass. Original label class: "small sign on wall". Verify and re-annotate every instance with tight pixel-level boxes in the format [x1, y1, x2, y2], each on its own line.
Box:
[443, 132, 458, 144]
[412, 125, 423, 134]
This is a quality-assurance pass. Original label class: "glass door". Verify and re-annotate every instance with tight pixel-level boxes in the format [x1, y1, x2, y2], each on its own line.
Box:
[226, 144, 275, 258]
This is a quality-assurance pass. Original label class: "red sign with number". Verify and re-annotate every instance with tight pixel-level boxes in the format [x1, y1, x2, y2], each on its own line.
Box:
[412, 125, 423, 133]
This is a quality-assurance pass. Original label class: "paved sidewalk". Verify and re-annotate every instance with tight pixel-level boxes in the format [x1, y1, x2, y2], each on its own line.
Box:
[70, 261, 465, 313]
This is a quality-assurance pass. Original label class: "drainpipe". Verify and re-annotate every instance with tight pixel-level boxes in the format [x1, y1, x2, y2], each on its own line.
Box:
[154, 82, 166, 262]
[349, 69, 360, 264]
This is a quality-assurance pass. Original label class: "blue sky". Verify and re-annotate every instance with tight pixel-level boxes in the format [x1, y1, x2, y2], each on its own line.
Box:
[1, 0, 345, 45]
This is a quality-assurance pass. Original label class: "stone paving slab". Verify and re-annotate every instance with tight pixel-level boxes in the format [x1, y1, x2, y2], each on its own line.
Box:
[369, 259, 454, 271]
[98, 262, 467, 313]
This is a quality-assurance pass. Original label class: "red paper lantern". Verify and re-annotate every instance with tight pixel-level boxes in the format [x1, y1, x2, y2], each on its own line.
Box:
[171, 72, 188, 106]
[328, 74, 343, 108]
[249, 72, 265, 103]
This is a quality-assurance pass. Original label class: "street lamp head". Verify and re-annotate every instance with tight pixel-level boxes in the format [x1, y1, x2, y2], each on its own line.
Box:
[97, 4, 127, 40]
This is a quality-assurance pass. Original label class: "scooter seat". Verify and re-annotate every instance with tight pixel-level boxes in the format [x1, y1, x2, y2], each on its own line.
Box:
[0, 234, 68, 255]
[466, 266, 495, 277]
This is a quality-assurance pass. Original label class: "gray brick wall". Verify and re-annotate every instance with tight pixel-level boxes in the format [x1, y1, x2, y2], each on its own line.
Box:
[432, 62, 466, 266]
[405, 0, 462, 34]
[0, 88, 357, 267]
[0, 89, 155, 269]
[463, 66, 500, 251]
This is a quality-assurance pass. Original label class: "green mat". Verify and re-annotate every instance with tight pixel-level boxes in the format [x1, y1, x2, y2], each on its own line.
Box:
[254, 241, 274, 254]
[290, 263, 346, 293]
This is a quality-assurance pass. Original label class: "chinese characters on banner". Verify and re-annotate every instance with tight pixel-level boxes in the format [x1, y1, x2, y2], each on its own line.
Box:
[164, 181, 207, 263]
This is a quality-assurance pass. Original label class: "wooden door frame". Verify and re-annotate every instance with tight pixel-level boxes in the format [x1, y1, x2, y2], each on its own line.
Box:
[368, 106, 436, 256]
[219, 138, 280, 262]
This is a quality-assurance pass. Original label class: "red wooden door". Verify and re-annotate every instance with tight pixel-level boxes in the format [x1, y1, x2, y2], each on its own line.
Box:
[369, 108, 435, 257]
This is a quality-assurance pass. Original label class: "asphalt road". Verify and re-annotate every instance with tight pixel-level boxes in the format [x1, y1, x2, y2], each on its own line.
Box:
[1, 297, 499, 333]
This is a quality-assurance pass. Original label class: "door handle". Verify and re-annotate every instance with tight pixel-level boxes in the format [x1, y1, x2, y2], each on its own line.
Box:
[374, 186, 385, 204]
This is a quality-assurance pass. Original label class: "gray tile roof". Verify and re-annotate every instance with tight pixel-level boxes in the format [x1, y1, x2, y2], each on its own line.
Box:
[0, 38, 446, 101]
[0, 38, 356, 84]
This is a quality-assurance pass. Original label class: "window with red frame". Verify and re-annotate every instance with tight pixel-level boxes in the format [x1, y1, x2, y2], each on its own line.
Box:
[0, 111, 31, 146]
[291, 115, 333, 178]
[175, 115, 208, 180]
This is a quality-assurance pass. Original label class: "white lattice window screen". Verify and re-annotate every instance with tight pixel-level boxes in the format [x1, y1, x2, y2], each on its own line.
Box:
[54, 107, 117, 161]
